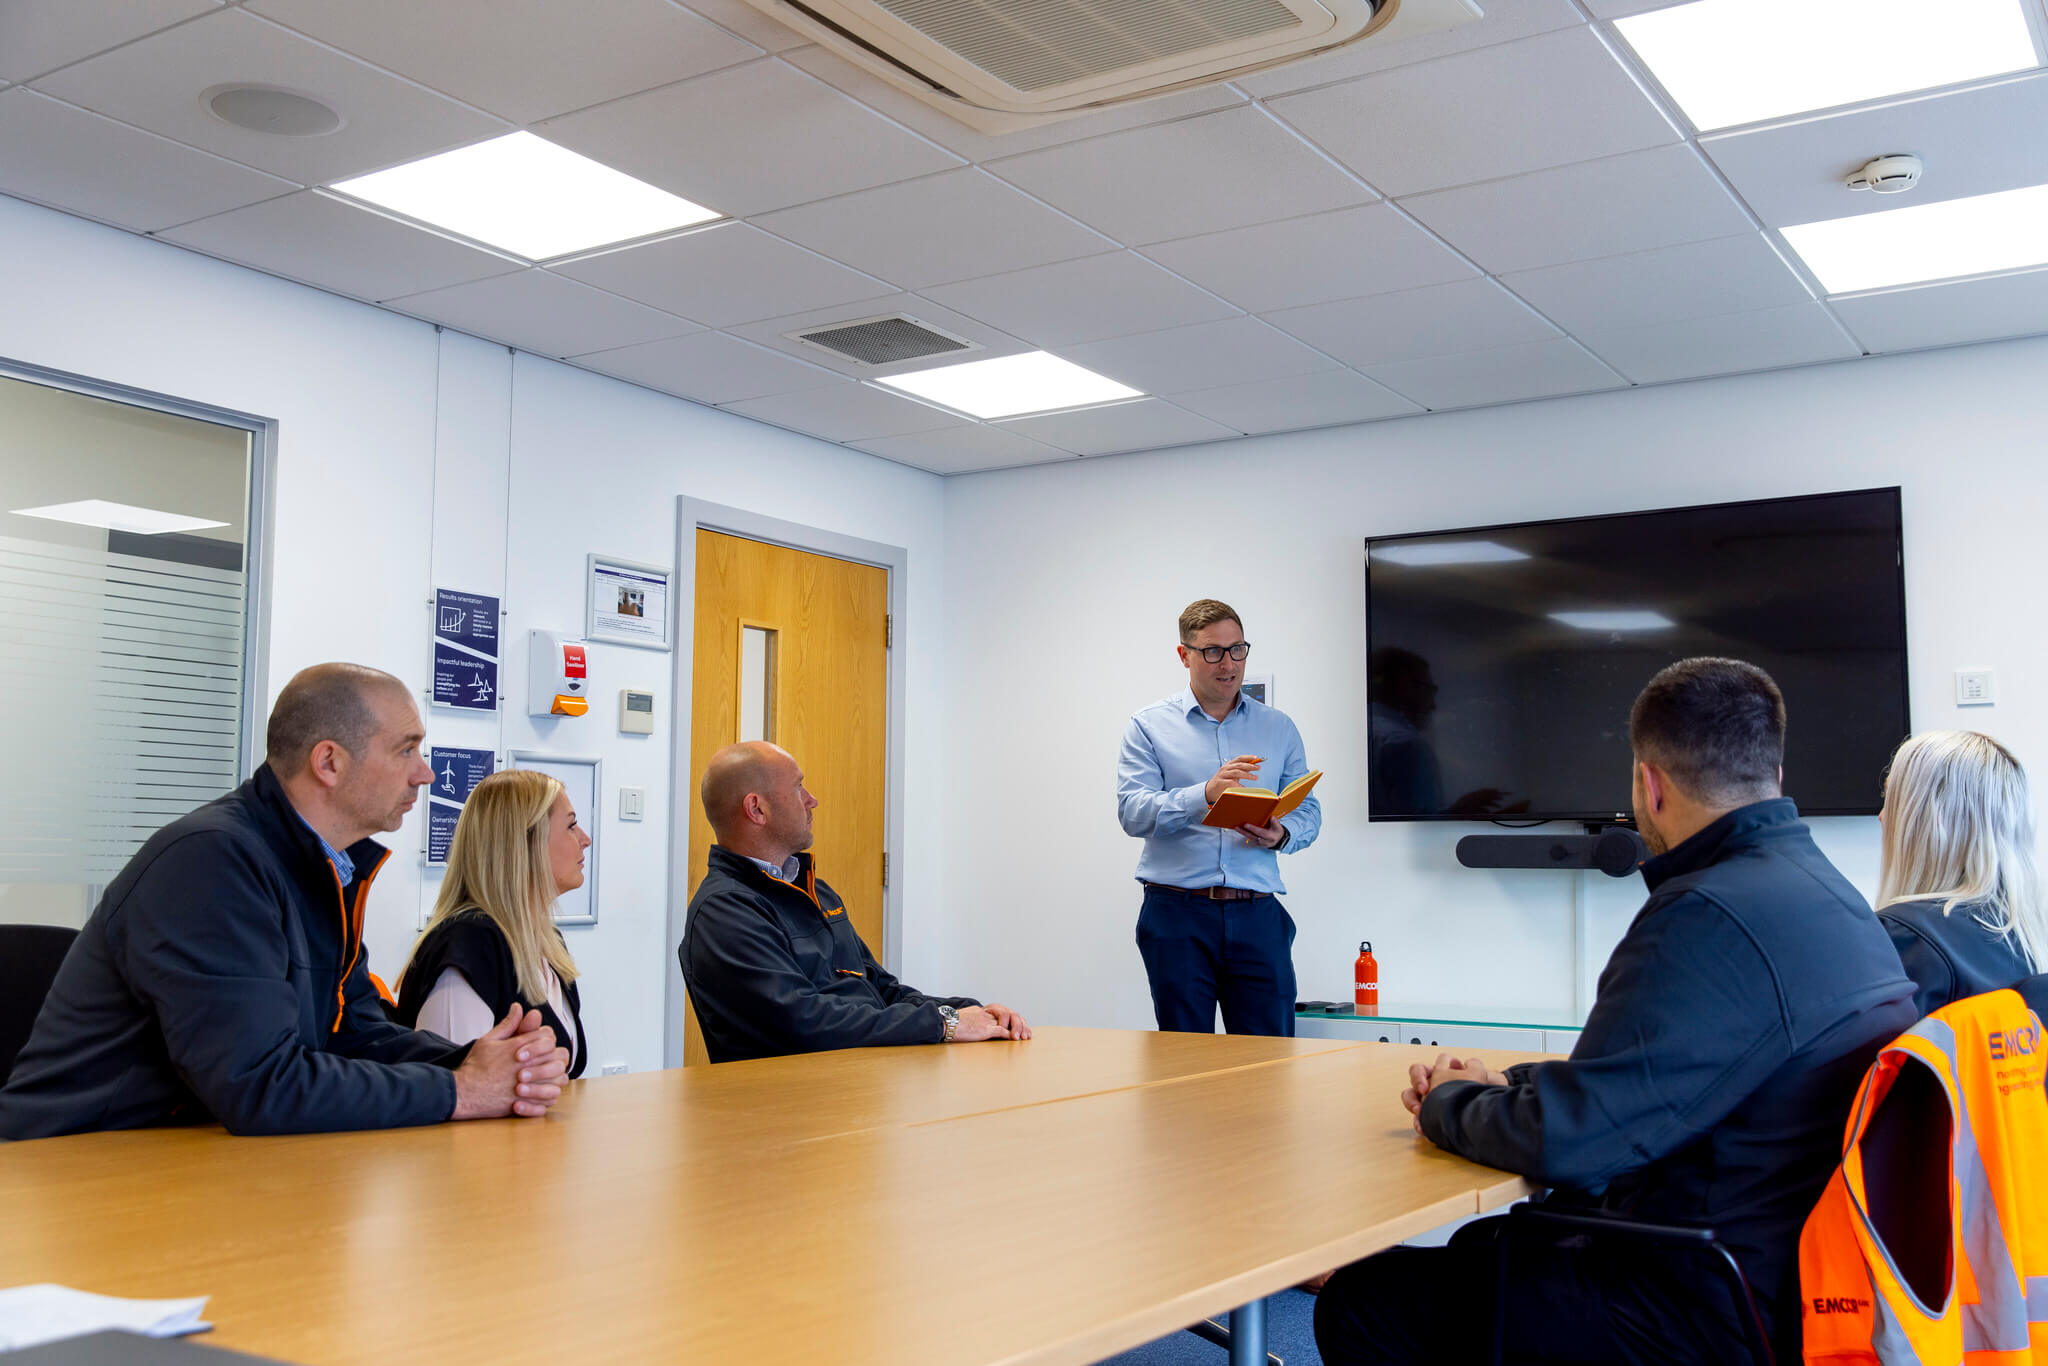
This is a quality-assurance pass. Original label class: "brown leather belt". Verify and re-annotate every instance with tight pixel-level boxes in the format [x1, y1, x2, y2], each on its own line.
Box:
[1143, 881, 1268, 901]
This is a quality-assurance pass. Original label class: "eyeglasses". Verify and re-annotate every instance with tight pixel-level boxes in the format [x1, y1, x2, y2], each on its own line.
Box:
[1185, 641, 1252, 663]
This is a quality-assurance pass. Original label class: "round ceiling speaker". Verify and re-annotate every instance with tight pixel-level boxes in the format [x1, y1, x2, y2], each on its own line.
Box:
[203, 85, 343, 137]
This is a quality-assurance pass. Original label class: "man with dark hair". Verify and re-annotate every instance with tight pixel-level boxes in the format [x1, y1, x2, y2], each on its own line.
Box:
[0, 663, 570, 1139]
[1117, 598, 1321, 1036]
[681, 740, 1029, 1063]
[1315, 657, 1916, 1366]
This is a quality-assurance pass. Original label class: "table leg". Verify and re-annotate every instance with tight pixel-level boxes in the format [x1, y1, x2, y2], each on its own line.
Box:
[1227, 1296, 1267, 1366]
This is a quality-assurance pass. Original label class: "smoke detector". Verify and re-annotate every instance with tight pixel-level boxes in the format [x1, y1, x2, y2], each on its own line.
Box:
[734, 0, 1482, 133]
[1846, 154, 1923, 194]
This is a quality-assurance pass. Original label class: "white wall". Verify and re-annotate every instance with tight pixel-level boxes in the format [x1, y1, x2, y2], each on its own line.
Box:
[0, 192, 946, 1074]
[939, 338, 2048, 1030]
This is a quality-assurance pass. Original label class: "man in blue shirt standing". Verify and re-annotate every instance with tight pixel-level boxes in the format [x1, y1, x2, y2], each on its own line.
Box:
[1117, 599, 1321, 1036]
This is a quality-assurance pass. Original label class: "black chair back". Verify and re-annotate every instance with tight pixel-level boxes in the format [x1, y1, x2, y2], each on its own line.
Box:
[0, 924, 80, 1084]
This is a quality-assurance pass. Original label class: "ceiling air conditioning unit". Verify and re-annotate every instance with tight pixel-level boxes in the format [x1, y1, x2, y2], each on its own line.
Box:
[738, 0, 1485, 134]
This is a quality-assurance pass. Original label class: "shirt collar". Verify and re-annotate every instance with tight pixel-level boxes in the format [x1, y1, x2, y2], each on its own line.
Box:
[1640, 797, 1801, 891]
[1178, 687, 1247, 722]
[297, 813, 355, 888]
[746, 853, 801, 882]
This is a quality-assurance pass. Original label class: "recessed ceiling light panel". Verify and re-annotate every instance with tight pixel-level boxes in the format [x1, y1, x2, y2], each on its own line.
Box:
[875, 352, 1141, 419]
[329, 132, 723, 262]
[12, 500, 230, 536]
[1549, 611, 1675, 632]
[1616, 0, 2037, 131]
[1373, 540, 1530, 567]
[1785, 182, 2048, 293]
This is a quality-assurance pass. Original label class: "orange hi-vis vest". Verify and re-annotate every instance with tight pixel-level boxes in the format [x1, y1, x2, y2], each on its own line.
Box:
[1800, 988, 2048, 1364]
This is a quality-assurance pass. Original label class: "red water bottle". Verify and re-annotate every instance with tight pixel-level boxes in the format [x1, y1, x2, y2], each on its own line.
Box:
[1355, 941, 1379, 1017]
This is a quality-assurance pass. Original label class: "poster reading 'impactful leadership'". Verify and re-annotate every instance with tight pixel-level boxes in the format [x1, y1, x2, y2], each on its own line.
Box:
[425, 746, 494, 864]
[432, 587, 500, 710]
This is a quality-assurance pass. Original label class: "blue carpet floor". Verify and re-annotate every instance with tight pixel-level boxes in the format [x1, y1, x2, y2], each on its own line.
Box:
[1095, 1289, 1322, 1366]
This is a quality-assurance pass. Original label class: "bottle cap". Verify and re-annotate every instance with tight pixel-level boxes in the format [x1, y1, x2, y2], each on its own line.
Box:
[1359, 940, 1371, 952]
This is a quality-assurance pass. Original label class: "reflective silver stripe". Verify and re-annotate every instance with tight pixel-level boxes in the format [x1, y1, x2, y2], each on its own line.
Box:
[1911, 1016, 2033, 1354]
[1873, 1290, 1925, 1366]
[2029, 1276, 2048, 1321]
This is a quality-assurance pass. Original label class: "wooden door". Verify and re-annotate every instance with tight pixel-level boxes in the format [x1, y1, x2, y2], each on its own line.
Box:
[682, 531, 889, 1064]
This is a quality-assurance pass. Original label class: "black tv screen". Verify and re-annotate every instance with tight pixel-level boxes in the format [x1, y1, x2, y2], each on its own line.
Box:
[1364, 488, 1908, 822]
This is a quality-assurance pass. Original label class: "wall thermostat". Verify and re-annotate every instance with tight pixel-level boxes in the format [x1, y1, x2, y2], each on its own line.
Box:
[620, 688, 656, 734]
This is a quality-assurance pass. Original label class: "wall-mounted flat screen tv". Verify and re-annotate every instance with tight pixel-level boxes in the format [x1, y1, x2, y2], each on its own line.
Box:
[1364, 488, 1908, 822]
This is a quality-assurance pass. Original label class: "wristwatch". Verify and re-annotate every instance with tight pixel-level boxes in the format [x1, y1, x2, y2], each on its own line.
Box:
[936, 1004, 959, 1043]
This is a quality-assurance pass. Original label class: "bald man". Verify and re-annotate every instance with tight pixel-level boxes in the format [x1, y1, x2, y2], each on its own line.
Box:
[0, 663, 571, 1140]
[680, 741, 1029, 1063]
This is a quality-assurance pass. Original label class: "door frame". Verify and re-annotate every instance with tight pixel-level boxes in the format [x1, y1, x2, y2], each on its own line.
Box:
[664, 497, 910, 1069]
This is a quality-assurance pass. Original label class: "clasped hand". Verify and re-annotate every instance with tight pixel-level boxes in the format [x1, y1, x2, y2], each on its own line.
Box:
[1401, 1052, 1509, 1136]
[450, 1003, 572, 1121]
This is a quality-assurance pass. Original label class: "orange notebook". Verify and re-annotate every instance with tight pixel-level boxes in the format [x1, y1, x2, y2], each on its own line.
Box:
[1202, 770, 1323, 829]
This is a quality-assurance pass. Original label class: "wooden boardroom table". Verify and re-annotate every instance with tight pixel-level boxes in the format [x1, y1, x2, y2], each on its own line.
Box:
[2, 1028, 1548, 1366]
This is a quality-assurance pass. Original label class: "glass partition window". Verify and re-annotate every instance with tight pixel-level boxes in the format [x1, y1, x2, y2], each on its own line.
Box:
[0, 372, 256, 928]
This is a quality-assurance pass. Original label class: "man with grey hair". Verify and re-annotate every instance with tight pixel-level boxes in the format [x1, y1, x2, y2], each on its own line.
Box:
[0, 663, 570, 1139]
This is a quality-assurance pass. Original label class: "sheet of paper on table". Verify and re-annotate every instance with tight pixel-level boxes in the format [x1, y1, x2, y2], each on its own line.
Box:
[0, 1285, 210, 1352]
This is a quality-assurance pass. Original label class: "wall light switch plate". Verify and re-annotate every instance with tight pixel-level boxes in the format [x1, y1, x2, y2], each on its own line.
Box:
[1955, 670, 1996, 706]
[619, 786, 646, 820]
[600, 1063, 627, 1076]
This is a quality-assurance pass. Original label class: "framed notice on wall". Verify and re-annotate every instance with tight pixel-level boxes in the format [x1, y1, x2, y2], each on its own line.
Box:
[506, 750, 601, 926]
[586, 554, 671, 651]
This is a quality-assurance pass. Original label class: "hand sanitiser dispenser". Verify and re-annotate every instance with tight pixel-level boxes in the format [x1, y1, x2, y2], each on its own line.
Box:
[528, 630, 590, 717]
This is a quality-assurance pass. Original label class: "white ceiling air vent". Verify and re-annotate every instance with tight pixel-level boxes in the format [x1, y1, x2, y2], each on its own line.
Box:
[788, 314, 981, 366]
[737, 0, 1485, 133]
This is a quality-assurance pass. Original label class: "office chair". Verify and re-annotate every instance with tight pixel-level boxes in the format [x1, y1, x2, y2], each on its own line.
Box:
[1490, 1199, 1776, 1366]
[0, 923, 80, 1084]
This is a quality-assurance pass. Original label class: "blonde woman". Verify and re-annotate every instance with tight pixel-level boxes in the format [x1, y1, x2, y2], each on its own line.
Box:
[396, 770, 591, 1078]
[1877, 730, 2046, 1017]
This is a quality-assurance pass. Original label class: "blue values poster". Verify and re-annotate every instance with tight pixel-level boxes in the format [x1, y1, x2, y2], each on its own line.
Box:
[426, 747, 495, 864]
[431, 587, 500, 711]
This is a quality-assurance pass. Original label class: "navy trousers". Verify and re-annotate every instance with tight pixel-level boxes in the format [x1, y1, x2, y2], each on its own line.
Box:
[1135, 885, 1296, 1036]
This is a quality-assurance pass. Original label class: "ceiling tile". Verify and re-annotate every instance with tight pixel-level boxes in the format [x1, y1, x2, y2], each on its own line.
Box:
[539, 58, 960, 217]
[986, 106, 1376, 246]
[1366, 338, 1627, 409]
[159, 190, 522, 301]
[1061, 317, 1338, 395]
[922, 252, 1239, 348]
[386, 269, 698, 357]
[1264, 277, 1557, 368]
[1399, 144, 1755, 274]
[721, 382, 964, 442]
[779, 42, 1246, 163]
[1703, 73, 2048, 229]
[1166, 368, 1423, 432]
[1235, 0, 1585, 97]
[0, 88, 293, 232]
[1502, 233, 1811, 333]
[993, 399, 1237, 455]
[671, 0, 810, 54]
[1831, 269, 2048, 353]
[852, 424, 1073, 475]
[551, 221, 895, 328]
[248, 0, 760, 124]
[1141, 203, 1476, 313]
[1582, 0, 1685, 14]
[753, 168, 1115, 290]
[571, 330, 843, 404]
[0, 0, 216, 84]
[1267, 27, 1679, 197]
[723, 293, 1031, 380]
[1576, 302, 1861, 384]
[32, 9, 506, 185]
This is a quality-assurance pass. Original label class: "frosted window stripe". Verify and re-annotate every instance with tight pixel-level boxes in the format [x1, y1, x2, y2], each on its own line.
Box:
[2, 511, 247, 881]
[739, 626, 775, 743]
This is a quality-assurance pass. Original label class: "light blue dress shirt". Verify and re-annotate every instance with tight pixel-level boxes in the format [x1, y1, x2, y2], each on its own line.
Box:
[1117, 688, 1321, 894]
[299, 814, 354, 888]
